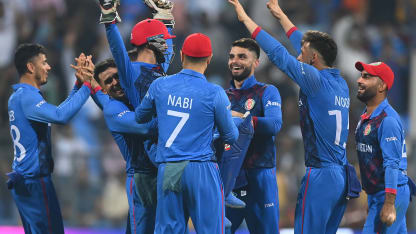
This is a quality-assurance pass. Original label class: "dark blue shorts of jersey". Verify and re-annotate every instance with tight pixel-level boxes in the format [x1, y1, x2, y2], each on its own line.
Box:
[226, 167, 279, 234]
[125, 175, 156, 234]
[294, 165, 347, 234]
[218, 116, 254, 196]
[363, 184, 410, 234]
[155, 161, 224, 234]
[10, 175, 64, 234]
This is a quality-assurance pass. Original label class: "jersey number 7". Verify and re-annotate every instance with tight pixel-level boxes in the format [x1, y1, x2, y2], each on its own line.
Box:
[165, 110, 189, 148]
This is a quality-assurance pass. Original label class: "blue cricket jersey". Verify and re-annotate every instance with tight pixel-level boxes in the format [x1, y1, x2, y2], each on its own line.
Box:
[92, 91, 157, 175]
[254, 28, 349, 167]
[355, 99, 408, 194]
[105, 23, 173, 108]
[136, 69, 239, 162]
[8, 83, 90, 178]
[226, 76, 282, 168]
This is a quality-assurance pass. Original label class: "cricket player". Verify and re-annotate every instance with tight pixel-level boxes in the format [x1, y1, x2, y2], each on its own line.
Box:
[6, 44, 93, 233]
[229, 0, 358, 233]
[74, 56, 158, 233]
[136, 33, 239, 234]
[224, 38, 282, 234]
[354, 61, 415, 233]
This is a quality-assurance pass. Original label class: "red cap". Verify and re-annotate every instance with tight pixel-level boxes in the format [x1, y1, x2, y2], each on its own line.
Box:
[355, 61, 394, 90]
[130, 19, 175, 46]
[181, 33, 212, 58]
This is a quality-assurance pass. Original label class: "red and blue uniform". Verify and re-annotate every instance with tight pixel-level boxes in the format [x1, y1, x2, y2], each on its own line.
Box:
[224, 76, 282, 234]
[355, 98, 410, 233]
[7, 83, 90, 234]
[253, 27, 350, 233]
[136, 69, 238, 234]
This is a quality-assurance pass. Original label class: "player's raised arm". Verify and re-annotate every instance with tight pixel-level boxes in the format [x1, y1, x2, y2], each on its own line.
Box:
[266, 0, 302, 54]
[228, 0, 322, 97]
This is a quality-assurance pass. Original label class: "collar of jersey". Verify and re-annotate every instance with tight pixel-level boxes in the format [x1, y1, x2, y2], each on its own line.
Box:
[12, 83, 40, 92]
[230, 75, 257, 90]
[179, 69, 206, 79]
[362, 98, 389, 120]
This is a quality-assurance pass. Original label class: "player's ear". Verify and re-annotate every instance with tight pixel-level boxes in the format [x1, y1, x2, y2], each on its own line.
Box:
[26, 62, 35, 74]
[206, 54, 213, 65]
[253, 58, 260, 69]
[180, 51, 184, 63]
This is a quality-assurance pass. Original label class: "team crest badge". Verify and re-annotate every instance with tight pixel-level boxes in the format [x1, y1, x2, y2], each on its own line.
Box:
[244, 99, 255, 111]
[364, 124, 371, 136]
[224, 144, 231, 151]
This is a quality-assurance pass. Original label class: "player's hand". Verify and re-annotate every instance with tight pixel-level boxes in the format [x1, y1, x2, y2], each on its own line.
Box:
[228, 0, 249, 23]
[266, 0, 284, 20]
[71, 53, 87, 83]
[380, 202, 396, 226]
[71, 54, 94, 83]
[143, 0, 175, 27]
[98, 0, 121, 24]
[231, 110, 245, 118]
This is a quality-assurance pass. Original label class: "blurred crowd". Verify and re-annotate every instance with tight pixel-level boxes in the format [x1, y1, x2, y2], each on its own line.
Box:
[0, 0, 415, 230]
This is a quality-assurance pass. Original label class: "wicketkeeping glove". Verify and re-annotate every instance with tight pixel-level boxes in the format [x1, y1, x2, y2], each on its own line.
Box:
[98, 0, 121, 24]
[143, 0, 175, 28]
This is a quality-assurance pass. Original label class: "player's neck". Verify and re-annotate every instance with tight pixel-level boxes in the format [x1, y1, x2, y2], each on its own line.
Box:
[20, 74, 40, 89]
[365, 95, 386, 116]
[183, 63, 207, 75]
[137, 49, 157, 64]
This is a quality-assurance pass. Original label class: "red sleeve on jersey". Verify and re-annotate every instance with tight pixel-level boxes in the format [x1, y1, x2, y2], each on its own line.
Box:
[286, 27, 298, 38]
[385, 188, 397, 195]
[251, 27, 262, 39]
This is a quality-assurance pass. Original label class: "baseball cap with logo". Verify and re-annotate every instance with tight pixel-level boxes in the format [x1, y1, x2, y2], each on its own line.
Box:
[182, 33, 212, 58]
[355, 61, 395, 90]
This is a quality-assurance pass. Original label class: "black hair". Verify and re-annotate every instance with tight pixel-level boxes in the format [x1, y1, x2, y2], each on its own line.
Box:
[183, 54, 210, 64]
[93, 58, 116, 83]
[302, 31, 337, 67]
[14, 43, 47, 76]
[231, 38, 260, 59]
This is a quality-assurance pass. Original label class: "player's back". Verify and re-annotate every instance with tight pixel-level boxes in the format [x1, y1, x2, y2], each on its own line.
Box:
[300, 69, 349, 167]
[8, 84, 52, 177]
[152, 69, 224, 163]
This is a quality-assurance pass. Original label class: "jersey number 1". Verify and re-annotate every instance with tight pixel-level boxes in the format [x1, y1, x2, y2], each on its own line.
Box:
[166, 110, 189, 148]
[328, 110, 348, 148]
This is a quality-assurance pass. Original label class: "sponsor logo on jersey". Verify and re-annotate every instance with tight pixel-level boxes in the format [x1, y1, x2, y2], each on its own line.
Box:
[36, 100, 46, 107]
[224, 144, 231, 151]
[364, 124, 371, 136]
[241, 190, 247, 197]
[118, 110, 130, 117]
[264, 202, 274, 208]
[265, 100, 281, 108]
[244, 99, 255, 111]
[385, 137, 398, 142]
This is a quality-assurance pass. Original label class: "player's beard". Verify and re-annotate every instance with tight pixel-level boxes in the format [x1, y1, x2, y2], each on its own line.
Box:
[357, 85, 377, 103]
[35, 70, 47, 85]
[230, 66, 251, 82]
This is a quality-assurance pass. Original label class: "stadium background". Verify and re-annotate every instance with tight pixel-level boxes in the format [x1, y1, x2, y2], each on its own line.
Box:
[0, 0, 415, 232]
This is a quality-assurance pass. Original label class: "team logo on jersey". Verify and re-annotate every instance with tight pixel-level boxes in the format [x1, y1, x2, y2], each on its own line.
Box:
[364, 124, 371, 136]
[244, 99, 255, 111]
[224, 144, 231, 151]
